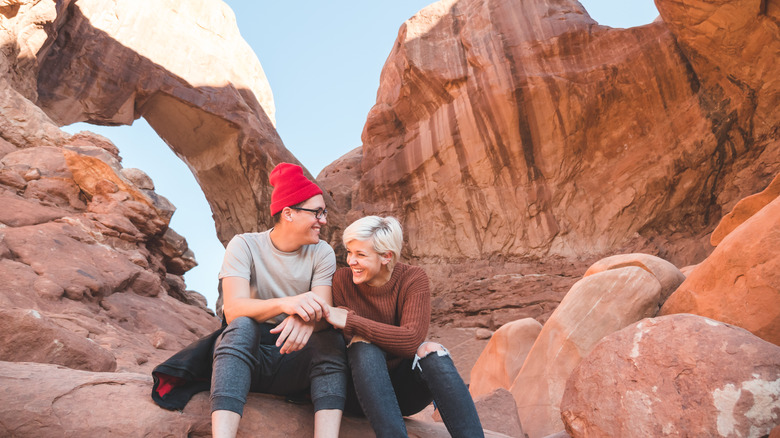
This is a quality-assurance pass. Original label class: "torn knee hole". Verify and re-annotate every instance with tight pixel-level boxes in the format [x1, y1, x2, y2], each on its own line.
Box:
[412, 343, 450, 371]
[416, 342, 446, 358]
[348, 338, 372, 347]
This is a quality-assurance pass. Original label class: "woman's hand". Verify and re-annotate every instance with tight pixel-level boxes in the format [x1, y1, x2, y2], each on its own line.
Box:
[270, 315, 315, 354]
[325, 306, 348, 329]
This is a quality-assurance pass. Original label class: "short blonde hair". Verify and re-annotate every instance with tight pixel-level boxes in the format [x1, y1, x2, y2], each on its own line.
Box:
[343, 216, 403, 269]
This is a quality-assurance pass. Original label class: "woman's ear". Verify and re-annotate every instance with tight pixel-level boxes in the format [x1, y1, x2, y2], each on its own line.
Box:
[381, 252, 393, 265]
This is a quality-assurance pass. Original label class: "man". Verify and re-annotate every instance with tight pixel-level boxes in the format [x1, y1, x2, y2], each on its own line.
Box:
[211, 162, 346, 437]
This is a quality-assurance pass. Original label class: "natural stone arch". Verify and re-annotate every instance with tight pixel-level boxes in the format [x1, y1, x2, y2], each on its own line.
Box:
[34, 0, 341, 245]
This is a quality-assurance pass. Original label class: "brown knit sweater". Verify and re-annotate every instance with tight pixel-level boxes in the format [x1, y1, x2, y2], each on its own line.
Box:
[332, 263, 431, 363]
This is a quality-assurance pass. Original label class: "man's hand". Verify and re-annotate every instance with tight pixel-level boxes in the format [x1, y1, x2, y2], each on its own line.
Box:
[325, 306, 348, 330]
[279, 291, 330, 323]
[270, 315, 315, 354]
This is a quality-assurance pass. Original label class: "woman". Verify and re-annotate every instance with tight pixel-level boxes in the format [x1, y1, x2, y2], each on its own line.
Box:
[325, 216, 484, 437]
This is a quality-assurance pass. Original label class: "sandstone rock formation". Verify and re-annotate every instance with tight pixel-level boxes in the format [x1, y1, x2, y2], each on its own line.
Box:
[469, 317, 542, 399]
[326, 0, 779, 270]
[510, 264, 665, 438]
[710, 172, 780, 246]
[660, 187, 780, 345]
[0, 127, 218, 375]
[561, 314, 780, 438]
[0, 1, 502, 435]
[317, 146, 363, 214]
[0, 361, 511, 438]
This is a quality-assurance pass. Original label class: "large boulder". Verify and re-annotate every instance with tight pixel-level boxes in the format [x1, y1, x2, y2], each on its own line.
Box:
[511, 266, 663, 437]
[583, 253, 685, 302]
[469, 318, 542, 399]
[561, 314, 780, 437]
[660, 195, 780, 345]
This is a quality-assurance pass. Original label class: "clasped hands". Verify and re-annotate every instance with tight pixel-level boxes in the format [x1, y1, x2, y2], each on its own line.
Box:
[269, 292, 349, 354]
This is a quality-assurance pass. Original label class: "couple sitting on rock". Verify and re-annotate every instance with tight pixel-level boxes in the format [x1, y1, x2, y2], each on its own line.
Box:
[151, 163, 483, 438]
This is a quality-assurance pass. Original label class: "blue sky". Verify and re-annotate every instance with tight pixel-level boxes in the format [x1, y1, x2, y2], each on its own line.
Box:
[62, 1, 659, 310]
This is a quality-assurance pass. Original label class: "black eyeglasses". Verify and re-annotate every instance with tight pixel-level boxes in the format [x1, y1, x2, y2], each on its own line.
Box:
[290, 207, 328, 219]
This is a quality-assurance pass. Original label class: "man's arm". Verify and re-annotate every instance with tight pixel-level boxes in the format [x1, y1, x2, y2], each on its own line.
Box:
[221, 277, 330, 325]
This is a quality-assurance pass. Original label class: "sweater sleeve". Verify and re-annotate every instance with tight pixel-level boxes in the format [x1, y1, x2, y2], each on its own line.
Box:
[344, 267, 431, 358]
[331, 268, 349, 307]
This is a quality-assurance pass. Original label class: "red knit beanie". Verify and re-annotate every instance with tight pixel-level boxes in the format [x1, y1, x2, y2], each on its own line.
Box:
[269, 163, 323, 216]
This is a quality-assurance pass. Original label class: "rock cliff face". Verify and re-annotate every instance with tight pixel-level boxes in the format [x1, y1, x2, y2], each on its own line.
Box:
[317, 0, 780, 329]
[332, 0, 779, 269]
[2, 0, 779, 436]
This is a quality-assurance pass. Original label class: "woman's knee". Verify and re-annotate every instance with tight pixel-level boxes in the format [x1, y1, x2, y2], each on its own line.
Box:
[347, 340, 385, 366]
[416, 341, 446, 358]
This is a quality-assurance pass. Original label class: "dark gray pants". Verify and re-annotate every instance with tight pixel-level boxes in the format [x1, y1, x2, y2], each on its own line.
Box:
[210, 316, 347, 415]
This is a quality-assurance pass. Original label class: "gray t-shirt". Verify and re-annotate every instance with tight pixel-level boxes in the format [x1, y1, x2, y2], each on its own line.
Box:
[219, 229, 337, 323]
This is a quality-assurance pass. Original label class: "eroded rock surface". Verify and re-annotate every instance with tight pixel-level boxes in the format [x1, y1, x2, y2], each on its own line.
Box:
[710, 173, 780, 246]
[661, 192, 780, 345]
[0, 131, 219, 373]
[583, 253, 685, 302]
[339, 0, 779, 269]
[0, 361, 510, 438]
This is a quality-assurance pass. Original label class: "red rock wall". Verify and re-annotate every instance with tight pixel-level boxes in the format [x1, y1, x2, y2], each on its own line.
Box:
[337, 0, 780, 268]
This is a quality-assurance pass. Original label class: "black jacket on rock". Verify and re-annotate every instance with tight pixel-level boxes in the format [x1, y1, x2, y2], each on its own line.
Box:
[151, 324, 226, 410]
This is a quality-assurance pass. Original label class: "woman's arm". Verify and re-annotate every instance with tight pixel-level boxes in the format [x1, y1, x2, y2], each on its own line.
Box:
[344, 269, 431, 358]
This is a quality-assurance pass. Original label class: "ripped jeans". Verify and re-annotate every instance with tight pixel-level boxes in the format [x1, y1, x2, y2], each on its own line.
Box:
[347, 341, 484, 438]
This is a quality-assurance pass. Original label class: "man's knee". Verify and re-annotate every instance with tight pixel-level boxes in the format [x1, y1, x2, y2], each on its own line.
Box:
[310, 328, 346, 352]
[308, 329, 347, 364]
[227, 316, 257, 330]
[416, 341, 446, 358]
[215, 316, 260, 355]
